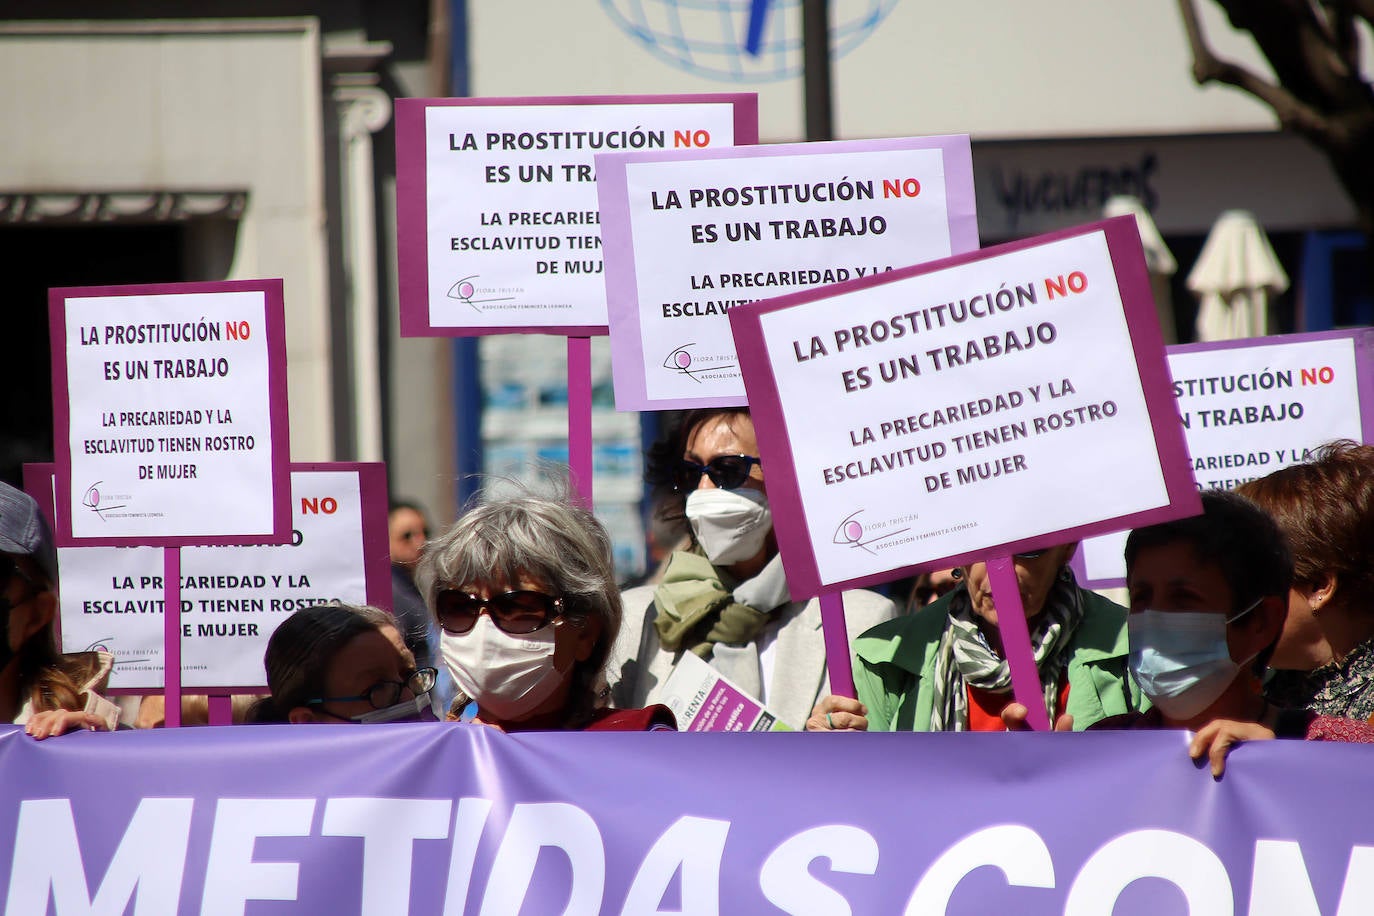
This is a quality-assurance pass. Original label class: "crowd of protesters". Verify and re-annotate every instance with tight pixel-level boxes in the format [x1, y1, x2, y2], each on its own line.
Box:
[5, 423, 1373, 773]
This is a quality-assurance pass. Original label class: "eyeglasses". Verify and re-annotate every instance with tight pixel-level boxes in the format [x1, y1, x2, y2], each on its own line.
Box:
[434, 589, 565, 635]
[307, 667, 437, 710]
[673, 455, 762, 491]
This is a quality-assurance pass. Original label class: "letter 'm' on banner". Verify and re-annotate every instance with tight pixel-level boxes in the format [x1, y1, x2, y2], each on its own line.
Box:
[6, 797, 193, 915]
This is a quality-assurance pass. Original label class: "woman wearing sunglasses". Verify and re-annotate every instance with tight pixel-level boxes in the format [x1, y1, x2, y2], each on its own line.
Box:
[417, 486, 675, 732]
[808, 543, 1143, 732]
[248, 603, 437, 724]
[610, 409, 898, 730]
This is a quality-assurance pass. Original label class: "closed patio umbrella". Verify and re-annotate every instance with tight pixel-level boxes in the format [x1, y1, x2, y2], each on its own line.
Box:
[1188, 210, 1288, 341]
[1104, 195, 1178, 343]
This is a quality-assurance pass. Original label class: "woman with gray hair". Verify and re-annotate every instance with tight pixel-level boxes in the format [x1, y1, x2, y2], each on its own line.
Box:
[417, 486, 675, 731]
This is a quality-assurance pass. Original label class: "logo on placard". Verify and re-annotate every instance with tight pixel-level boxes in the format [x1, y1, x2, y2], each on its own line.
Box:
[82, 482, 128, 518]
[832, 510, 912, 554]
[662, 344, 736, 382]
[83, 638, 153, 667]
[446, 275, 516, 312]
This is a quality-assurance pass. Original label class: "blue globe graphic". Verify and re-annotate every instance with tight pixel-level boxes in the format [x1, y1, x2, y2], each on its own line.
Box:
[600, 0, 901, 83]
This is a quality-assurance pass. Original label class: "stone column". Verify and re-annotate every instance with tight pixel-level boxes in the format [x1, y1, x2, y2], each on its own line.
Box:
[327, 43, 392, 462]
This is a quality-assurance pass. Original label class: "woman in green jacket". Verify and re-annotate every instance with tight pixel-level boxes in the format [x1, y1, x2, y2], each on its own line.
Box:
[807, 545, 1144, 732]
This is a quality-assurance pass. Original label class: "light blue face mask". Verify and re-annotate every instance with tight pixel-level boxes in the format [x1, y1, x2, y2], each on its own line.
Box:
[352, 694, 437, 724]
[1127, 600, 1260, 721]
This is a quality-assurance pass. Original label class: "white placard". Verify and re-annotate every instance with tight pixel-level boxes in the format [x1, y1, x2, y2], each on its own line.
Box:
[56, 470, 372, 690]
[742, 226, 1188, 592]
[600, 138, 976, 408]
[59, 289, 283, 542]
[1079, 333, 1369, 585]
[419, 103, 741, 332]
[56, 543, 164, 687]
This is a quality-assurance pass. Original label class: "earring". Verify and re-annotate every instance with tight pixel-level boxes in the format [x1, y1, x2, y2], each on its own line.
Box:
[951, 568, 964, 580]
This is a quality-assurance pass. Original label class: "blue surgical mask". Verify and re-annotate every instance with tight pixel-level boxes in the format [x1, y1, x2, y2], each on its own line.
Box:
[352, 694, 437, 724]
[1127, 601, 1260, 721]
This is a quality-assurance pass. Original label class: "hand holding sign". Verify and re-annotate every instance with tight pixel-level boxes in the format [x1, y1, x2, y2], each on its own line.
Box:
[730, 217, 1198, 731]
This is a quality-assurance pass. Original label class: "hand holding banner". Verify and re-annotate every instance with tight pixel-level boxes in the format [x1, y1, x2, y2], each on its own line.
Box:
[4, 726, 1372, 913]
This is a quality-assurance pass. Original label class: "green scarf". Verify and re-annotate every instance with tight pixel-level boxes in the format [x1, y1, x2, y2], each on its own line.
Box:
[652, 550, 771, 659]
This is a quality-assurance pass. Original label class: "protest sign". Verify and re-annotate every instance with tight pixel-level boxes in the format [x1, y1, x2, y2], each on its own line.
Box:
[396, 94, 758, 337]
[595, 136, 978, 410]
[25, 463, 389, 691]
[729, 216, 1198, 598]
[1076, 329, 1374, 586]
[656, 651, 791, 732]
[48, 280, 291, 547]
[3, 725, 1372, 914]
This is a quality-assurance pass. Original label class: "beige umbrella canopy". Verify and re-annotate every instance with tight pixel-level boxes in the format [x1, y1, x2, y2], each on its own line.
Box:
[1188, 210, 1289, 342]
[1104, 195, 1178, 343]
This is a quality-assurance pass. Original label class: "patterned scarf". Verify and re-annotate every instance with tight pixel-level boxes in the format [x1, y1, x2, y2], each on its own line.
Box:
[1265, 635, 1374, 720]
[927, 571, 1085, 731]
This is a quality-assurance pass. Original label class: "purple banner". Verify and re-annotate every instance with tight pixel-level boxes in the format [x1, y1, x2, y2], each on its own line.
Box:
[2, 725, 1372, 913]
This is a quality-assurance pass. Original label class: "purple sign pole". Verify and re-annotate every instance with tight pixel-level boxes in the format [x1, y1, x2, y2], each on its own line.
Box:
[207, 696, 233, 726]
[987, 555, 1049, 730]
[163, 549, 182, 729]
[818, 591, 855, 698]
[567, 337, 594, 507]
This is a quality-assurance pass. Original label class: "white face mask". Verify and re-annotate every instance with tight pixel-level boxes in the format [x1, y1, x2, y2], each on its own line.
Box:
[353, 694, 436, 724]
[685, 488, 772, 565]
[440, 616, 564, 721]
[1127, 602, 1259, 721]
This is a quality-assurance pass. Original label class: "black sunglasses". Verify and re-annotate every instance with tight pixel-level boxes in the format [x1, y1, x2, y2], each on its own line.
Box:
[673, 454, 762, 491]
[307, 667, 437, 710]
[435, 589, 565, 636]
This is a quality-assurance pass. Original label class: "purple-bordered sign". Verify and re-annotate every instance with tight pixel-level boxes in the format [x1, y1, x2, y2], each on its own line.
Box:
[23, 462, 390, 693]
[730, 216, 1199, 598]
[396, 94, 758, 338]
[595, 135, 978, 411]
[1074, 328, 1374, 588]
[48, 280, 291, 548]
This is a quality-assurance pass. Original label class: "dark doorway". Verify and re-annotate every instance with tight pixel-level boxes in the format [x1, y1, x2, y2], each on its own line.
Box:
[1, 224, 185, 486]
